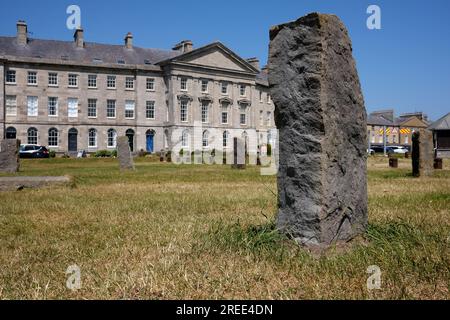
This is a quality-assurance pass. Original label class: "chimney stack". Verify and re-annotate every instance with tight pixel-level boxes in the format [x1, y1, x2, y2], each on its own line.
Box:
[16, 20, 28, 45]
[172, 40, 193, 53]
[74, 28, 84, 48]
[246, 57, 260, 70]
[125, 32, 133, 49]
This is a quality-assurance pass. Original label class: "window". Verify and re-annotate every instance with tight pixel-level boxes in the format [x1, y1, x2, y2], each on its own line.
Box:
[260, 110, 264, 126]
[267, 112, 272, 126]
[240, 106, 247, 125]
[125, 77, 134, 90]
[239, 84, 246, 96]
[48, 73, 58, 86]
[48, 97, 58, 116]
[267, 94, 272, 104]
[28, 128, 38, 145]
[180, 100, 188, 122]
[223, 131, 229, 148]
[6, 70, 16, 84]
[202, 131, 209, 148]
[68, 98, 78, 117]
[125, 100, 135, 119]
[27, 96, 38, 117]
[88, 99, 97, 118]
[28, 71, 37, 85]
[107, 75, 116, 89]
[146, 101, 155, 119]
[68, 74, 78, 87]
[6, 127, 16, 139]
[5, 96, 17, 116]
[146, 78, 155, 90]
[88, 129, 97, 147]
[221, 82, 228, 94]
[48, 128, 58, 147]
[201, 101, 209, 123]
[180, 77, 187, 91]
[201, 80, 208, 93]
[107, 129, 117, 148]
[88, 75, 97, 88]
[259, 91, 263, 102]
[181, 130, 189, 147]
[107, 100, 116, 118]
[221, 103, 228, 124]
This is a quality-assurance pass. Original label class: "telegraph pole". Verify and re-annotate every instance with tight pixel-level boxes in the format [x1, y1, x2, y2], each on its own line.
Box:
[383, 125, 387, 156]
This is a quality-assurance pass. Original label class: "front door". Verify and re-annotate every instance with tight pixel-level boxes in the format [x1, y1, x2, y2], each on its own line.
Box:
[68, 129, 78, 152]
[146, 134, 154, 153]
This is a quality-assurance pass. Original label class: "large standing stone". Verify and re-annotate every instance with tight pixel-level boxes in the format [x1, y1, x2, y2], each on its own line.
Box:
[0, 139, 20, 173]
[117, 136, 134, 170]
[231, 137, 246, 169]
[412, 129, 434, 177]
[268, 13, 368, 247]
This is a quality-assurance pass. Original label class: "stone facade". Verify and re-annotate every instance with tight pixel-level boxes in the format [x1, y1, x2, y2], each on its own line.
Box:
[0, 22, 276, 155]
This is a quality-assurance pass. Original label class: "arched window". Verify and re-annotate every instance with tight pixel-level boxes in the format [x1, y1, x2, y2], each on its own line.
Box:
[48, 128, 58, 147]
[6, 127, 17, 139]
[223, 131, 229, 148]
[107, 129, 117, 148]
[181, 130, 189, 148]
[202, 130, 209, 148]
[28, 128, 38, 145]
[88, 129, 97, 148]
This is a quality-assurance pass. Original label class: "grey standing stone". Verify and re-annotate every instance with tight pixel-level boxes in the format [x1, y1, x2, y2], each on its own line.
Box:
[0, 139, 20, 173]
[268, 13, 368, 247]
[117, 136, 134, 170]
[412, 129, 434, 177]
[231, 137, 246, 169]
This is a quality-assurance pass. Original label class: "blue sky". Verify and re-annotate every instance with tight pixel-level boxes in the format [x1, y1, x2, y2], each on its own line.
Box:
[1, 0, 449, 121]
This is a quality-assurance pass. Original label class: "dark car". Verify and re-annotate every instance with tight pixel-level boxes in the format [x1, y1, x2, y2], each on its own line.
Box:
[19, 144, 50, 158]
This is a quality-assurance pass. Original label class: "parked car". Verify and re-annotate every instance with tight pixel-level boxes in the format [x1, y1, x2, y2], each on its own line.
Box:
[367, 148, 375, 155]
[19, 144, 50, 159]
[388, 146, 409, 155]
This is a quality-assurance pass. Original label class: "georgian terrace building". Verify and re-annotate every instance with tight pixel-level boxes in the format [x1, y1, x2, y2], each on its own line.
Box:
[0, 21, 275, 155]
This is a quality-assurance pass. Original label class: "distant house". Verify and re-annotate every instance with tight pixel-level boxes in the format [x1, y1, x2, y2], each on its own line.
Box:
[367, 110, 429, 147]
[429, 112, 450, 158]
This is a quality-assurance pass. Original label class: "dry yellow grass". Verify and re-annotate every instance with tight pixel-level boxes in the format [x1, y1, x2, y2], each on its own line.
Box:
[0, 156, 448, 299]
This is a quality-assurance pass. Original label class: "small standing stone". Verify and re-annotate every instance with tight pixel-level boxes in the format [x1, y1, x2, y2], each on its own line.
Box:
[412, 129, 434, 177]
[389, 157, 398, 168]
[231, 137, 246, 169]
[117, 136, 134, 170]
[0, 139, 20, 173]
[269, 13, 368, 247]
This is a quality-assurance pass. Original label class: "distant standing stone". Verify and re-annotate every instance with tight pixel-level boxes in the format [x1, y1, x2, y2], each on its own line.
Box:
[231, 137, 246, 169]
[269, 13, 368, 247]
[117, 136, 134, 170]
[0, 139, 20, 173]
[412, 129, 434, 177]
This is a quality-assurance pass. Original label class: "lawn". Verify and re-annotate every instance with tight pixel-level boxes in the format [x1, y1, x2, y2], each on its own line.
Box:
[0, 156, 449, 299]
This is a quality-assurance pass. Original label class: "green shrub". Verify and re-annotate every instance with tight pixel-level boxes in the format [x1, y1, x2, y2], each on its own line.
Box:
[94, 150, 112, 158]
[111, 150, 117, 158]
[49, 150, 56, 158]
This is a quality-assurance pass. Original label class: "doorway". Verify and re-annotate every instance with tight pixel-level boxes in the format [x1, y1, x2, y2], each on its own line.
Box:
[6, 127, 17, 139]
[146, 130, 155, 153]
[126, 129, 135, 152]
[68, 128, 78, 152]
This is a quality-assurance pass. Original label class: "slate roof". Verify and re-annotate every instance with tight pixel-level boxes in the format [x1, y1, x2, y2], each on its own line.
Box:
[367, 114, 393, 126]
[0, 36, 181, 66]
[428, 112, 450, 130]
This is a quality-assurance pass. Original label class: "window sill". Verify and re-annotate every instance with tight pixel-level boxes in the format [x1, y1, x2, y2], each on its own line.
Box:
[88, 116, 98, 119]
[107, 117, 117, 120]
[146, 118, 156, 120]
[107, 87, 117, 90]
[146, 89, 155, 92]
[88, 87, 98, 90]
[125, 88, 135, 91]
[48, 115, 59, 118]
[27, 84, 38, 87]
[6, 82, 17, 85]
[68, 86, 79, 89]
[48, 85, 59, 88]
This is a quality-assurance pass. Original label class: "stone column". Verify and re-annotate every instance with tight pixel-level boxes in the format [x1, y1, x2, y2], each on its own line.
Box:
[412, 129, 434, 177]
[0, 139, 20, 173]
[269, 13, 368, 247]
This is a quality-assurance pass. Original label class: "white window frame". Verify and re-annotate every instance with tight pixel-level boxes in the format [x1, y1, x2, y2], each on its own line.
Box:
[107, 75, 116, 89]
[27, 96, 38, 117]
[146, 78, 155, 91]
[6, 70, 16, 84]
[239, 84, 246, 96]
[180, 77, 188, 91]
[88, 74, 97, 88]
[107, 100, 116, 118]
[181, 130, 189, 148]
[180, 100, 188, 122]
[48, 73, 58, 86]
[125, 77, 135, 90]
[201, 79, 208, 93]
[267, 94, 272, 104]
[223, 131, 229, 148]
[48, 97, 58, 117]
[107, 129, 117, 148]
[202, 131, 209, 148]
[201, 101, 209, 123]
[28, 71, 37, 86]
[88, 129, 97, 148]
[68, 98, 78, 118]
[68, 74, 78, 88]
[146, 101, 155, 119]
[5, 95, 17, 116]
[28, 127, 38, 145]
[125, 100, 135, 119]
[88, 99, 97, 118]
[221, 82, 228, 95]
[48, 128, 58, 147]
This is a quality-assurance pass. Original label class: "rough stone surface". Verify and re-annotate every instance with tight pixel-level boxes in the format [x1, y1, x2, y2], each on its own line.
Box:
[0, 176, 71, 192]
[0, 139, 20, 173]
[412, 129, 434, 177]
[117, 136, 134, 170]
[268, 13, 368, 247]
[231, 137, 246, 169]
